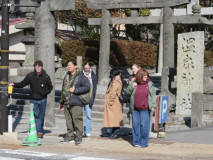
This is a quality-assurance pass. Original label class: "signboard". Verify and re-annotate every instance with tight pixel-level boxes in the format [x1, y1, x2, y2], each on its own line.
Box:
[159, 96, 169, 124]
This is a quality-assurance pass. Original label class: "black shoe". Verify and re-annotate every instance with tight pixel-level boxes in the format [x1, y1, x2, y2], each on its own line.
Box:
[110, 134, 119, 139]
[82, 133, 91, 138]
[75, 139, 82, 145]
[82, 134, 87, 138]
[127, 131, 132, 137]
[100, 133, 110, 137]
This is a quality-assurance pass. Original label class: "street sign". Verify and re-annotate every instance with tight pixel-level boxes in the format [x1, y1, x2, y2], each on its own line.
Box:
[159, 96, 169, 124]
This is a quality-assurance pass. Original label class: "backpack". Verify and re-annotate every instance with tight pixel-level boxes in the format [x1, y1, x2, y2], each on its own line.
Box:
[79, 82, 93, 105]
[119, 79, 128, 103]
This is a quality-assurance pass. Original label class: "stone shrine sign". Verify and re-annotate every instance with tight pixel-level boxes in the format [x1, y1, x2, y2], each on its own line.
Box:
[176, 31, 204, 115]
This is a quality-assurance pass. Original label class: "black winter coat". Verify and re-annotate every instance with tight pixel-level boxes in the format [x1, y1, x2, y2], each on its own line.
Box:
[69, 72, 90, 106]
[14, 70, 53, 100]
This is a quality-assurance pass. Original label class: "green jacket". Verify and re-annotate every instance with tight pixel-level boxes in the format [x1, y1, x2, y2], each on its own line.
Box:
[125, 80, 156, 113]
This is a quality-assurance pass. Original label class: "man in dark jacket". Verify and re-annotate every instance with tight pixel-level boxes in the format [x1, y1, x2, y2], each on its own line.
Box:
[59, 58, 90, 145]
[82, 62, 97, 137]
[10, 60, 53, 138]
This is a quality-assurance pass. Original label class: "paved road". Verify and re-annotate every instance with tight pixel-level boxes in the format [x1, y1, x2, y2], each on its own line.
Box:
[159, 125, 213, 144]
[1, 116, 213, 160]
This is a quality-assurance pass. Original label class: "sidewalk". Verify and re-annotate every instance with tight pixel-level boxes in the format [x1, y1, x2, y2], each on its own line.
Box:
[1, 115, 213, 160]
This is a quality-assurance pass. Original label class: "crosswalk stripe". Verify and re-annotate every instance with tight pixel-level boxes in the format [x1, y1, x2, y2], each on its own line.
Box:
[3, 149, 58, 157]
[0, 156, 24, 160]
[69, 157, 117, 160]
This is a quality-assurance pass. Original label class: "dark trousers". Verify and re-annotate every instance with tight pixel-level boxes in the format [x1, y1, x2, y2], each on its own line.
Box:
[64, 104, 83, 141]
[30, 98, 47, 135]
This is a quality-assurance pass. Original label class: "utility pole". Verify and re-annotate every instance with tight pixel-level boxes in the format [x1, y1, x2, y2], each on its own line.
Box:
[0, 0, 41, 134]
[0, 0, 9, 134]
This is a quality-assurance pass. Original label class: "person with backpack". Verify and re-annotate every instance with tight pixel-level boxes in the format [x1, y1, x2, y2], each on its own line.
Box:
[82, 62, 97, 137]
[126, 64, 141, 136]
[101, 68, 124, 139]
[59, 58, 90, 145]
[10, 60, 53, 139]
[125, 68, 156, 148]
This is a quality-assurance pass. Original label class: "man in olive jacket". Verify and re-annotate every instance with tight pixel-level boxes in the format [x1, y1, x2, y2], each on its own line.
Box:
[59, 58, 90, 145]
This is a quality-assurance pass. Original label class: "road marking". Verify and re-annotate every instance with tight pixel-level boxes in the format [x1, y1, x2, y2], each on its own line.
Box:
[0, 149, 118, 160]
[0, 156, 24, 160]
[69, 157, 117, 160]
[1, 149, 57, 157]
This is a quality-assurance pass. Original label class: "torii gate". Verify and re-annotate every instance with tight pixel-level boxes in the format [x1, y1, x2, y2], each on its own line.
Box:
[87, 0, 213, 109]
[86, 0, 191, 85]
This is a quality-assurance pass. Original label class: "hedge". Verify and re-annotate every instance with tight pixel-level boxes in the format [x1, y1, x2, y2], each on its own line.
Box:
[60, 40, 157, 67]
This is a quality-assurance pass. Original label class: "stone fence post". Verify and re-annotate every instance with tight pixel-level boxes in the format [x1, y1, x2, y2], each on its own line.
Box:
[191, 92, 203, 128]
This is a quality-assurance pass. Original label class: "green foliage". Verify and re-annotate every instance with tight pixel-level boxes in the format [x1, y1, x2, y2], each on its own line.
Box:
[55, 0, 101, 40]
[139, 8, 151, 17]
[204, 50, 213, 67]
[60, 40, 99, 66]
[60, 40, 157, 67]
[110, 40, 157, 67]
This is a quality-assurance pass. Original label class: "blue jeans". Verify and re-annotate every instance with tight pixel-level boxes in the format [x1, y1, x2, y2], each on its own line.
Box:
[30, 98, 47, 135]
[83, 104, 92, 135]
[132, 109, 150, 147]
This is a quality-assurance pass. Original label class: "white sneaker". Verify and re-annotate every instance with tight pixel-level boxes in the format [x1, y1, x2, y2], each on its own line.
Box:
[134, 145, 141, 148]
[86, 134, 91, 137]
[60, 139, 75, 144]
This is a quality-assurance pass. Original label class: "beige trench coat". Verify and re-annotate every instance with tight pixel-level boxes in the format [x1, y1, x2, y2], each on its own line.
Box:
[103, 76, 124, 127]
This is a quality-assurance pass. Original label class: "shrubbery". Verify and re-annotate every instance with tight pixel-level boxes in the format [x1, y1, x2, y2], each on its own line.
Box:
[204, 50, 213, 67]
[60, 40, 157, 67]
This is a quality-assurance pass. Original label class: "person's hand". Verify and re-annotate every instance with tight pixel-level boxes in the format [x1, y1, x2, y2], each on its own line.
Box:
[9, 83, 14, 86]
[133, 82, 137, 88]
[70, 86, 75, 93]
[59, 104, 64, 110]
[152, 108, 155, 112]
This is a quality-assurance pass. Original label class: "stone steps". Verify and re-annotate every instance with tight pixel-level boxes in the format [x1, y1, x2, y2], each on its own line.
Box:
[8, 88, 130, 124]
[8, 74, 161, 125]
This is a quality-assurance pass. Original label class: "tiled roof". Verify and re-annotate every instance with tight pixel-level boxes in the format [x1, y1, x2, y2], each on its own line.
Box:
[0, 18, 27, 29]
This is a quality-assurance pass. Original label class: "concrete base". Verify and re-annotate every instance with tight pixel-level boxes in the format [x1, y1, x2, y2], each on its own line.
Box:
[149, 132, 166, 138]
[3, 132, 18, 140]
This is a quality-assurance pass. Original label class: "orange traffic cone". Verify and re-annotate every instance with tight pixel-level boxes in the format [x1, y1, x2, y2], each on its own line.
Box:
[22, 103, 43, 147]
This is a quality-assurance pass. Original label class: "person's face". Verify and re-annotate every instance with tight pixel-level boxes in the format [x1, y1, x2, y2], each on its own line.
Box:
[35, 65, 42, 74]
[132, 66, 140, 75]
[142, 74, 148, 82]
[67, 62, 77, 73]
[84, 64, 90, 73]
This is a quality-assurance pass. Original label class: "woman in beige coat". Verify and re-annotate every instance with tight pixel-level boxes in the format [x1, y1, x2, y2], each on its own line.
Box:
[101, 68, 124, 138]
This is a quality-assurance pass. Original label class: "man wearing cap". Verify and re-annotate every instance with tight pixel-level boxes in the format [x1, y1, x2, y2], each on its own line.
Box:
[10, 60, 53, 138]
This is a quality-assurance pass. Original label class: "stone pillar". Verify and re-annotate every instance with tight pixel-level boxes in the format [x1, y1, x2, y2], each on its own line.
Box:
[158, 25, 163, 73]
[191, 92, 203, 128]
[163, 6, 174, 67]
[35, 1, 56, 127]
[160, 67, 176, 111]
[176, 31, 204, 115]
[98, 9, 111, 85]
[131, 9, 139, 17]
[15, 13, 35, 77]
[157, 9, 163, 74]
[77, 56, 82, 70]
